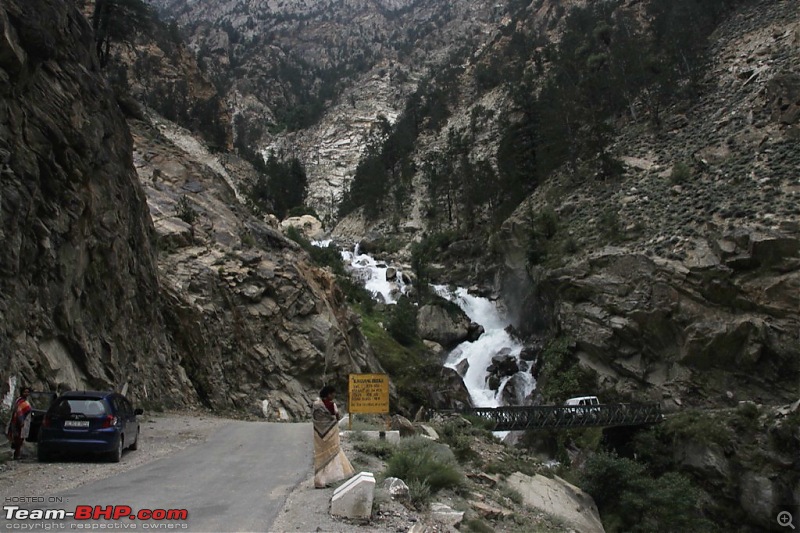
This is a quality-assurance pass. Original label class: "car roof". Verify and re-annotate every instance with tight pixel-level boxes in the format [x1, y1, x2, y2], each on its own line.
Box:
[58, 390, 117, 399]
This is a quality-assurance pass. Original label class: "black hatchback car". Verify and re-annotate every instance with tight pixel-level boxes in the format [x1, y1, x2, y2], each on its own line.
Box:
[37, 391, 143, 462]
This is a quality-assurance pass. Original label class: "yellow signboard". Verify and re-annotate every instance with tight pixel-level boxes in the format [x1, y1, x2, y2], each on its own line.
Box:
[348, 373, 390, 414]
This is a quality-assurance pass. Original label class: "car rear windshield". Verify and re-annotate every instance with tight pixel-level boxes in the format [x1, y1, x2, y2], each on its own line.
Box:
[52, 398, 109, 417]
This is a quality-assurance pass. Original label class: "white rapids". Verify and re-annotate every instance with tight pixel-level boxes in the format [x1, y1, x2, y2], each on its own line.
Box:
[311, 242, 535, 408]
[433, 286, 536, 408]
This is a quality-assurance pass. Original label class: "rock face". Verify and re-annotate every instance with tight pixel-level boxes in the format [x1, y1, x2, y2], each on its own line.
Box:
[133, 116, 385, 417]
[0, 0, 188, 401]
[150, 0, 508, 222]
[496, 0, 800, 408]
[0, 1, 384, 417]
[507, 472, 605, 533]
[529, 234, 799, 405]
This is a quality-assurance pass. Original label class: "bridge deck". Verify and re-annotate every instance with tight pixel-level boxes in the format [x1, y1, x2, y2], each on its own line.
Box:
[455, 403, 663, 431]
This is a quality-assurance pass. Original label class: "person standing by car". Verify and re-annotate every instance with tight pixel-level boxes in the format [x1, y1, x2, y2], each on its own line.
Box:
[6, 386, 32, 459]
[312, 385, 354, 488]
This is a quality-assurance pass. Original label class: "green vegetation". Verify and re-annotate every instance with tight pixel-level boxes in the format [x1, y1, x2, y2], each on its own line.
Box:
[670, 162, 693, 185]
[351, 434, 396, 460]
[339, 63, 465, 221]
[581, 452, 709, 533]
[385, 437, 463, 495]
[355, 305, 438, 414]
[175, 195, 198, 226]
[245, 152, 308, 220]
[386, 297, 418, 347]
[535, 336, 597, 404]
[92, 0, 154, 68]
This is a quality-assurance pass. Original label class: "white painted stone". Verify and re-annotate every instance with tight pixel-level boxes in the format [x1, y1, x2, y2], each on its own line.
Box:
[330, 471, 375, 520]
[344, 430, 400, 443]
[260, 400, 270, 418]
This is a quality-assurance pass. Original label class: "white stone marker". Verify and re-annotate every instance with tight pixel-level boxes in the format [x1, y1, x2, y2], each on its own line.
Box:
[330, 471, 375, 520]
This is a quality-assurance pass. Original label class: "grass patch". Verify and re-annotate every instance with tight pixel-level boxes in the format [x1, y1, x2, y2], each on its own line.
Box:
[385, 437, 464, 494]
[355, 305, 440, 414]
[351, 436, 396, 460]
[484, 454, 540, 477]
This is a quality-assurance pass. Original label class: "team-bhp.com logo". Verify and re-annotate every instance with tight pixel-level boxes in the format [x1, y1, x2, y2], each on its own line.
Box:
[4, 504, 188, 522]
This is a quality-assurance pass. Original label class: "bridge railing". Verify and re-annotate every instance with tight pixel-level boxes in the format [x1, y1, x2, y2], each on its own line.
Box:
[451, 403, 663, 431]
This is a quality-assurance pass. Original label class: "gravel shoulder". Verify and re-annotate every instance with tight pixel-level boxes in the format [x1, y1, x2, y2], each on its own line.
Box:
[0, 410, 229, 501]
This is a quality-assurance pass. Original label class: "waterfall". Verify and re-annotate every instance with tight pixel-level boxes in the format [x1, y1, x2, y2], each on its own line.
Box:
[433, 286, 536, 408]
[311, 242, 535, 407]
[314, 242, 409, 304]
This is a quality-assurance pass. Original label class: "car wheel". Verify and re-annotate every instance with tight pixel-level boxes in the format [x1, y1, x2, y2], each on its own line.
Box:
[129, 428, 139, 451]
[37, 446, 51, 462]
[109, 437, 123, 463]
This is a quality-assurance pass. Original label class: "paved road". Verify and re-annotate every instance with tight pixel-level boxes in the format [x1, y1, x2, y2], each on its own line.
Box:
[2, 421, 313, 532]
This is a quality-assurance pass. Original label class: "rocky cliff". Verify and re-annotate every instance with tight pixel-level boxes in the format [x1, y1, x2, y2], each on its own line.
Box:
[132, 114, 384, 417]
[0, 0, 383, 419]
[499, 0, 799, 408]
[0, 0, 183, 399]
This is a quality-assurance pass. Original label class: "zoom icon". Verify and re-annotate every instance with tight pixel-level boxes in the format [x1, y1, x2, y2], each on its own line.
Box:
[778, 511, 795, 530]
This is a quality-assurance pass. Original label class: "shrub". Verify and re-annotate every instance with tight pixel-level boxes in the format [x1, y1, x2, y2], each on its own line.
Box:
[536, 206, 559, 239]
[438, 423, 479, 464]
[599, 208, 621, 240]
[385, 437, 463, 494]
[670, 162, 692, 184]
[387, 297, 418, 347]
[463, 519, 494, 533]
[175, 195, 197, 225]
[352, 437, 396, 460]
[581, 452, 708, 533]
[406, 479, 432, 510]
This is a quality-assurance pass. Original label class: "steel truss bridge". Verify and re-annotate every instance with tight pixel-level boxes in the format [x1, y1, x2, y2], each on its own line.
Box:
[455, 403, 664, 431]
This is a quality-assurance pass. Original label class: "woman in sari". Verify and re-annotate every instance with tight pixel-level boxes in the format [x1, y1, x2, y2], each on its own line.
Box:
[6, 386, 32, 460]
[312, 385, 354, 488]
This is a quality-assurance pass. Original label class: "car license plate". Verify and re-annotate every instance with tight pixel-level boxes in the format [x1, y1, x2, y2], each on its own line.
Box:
[64, 420, 90, 428]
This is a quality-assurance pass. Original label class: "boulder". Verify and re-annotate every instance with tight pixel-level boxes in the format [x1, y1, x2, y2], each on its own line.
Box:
[382, 477, 409, 500]
[430, 502, 464, 528]
[154, 217, 194, 250]
[767, 71, 800, 125]
[416, 303, 472, 348]
[674, 441, 730, 481]
[469, 501, 514, 520]
[390, 414, 416, 437]
[280, 215, 325, 241]
[434, 367, 472, 410]
[507, 472, 605, 533]
[501, 373, 532, 406]
[739, 471, 779, 529]
[455, 357, 470, 377]
[487, 353, 519, 377]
